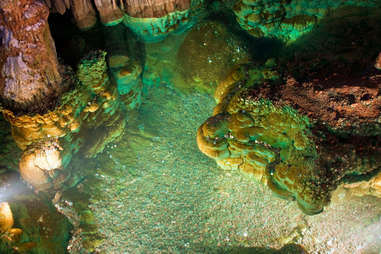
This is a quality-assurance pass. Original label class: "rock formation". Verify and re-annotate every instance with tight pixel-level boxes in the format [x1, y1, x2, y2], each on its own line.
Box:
[0, 0, 64, 114]
[197, 61, 381, 215]
[44, 0, 204, 41]
[224, 0, 379, 43]
[176, 21, 250, 94]
[197, 5, 381, 215]
[0, 1, 133, 193]
[125, 0, 191, 18]
[70, 0, 97, 30]
[0, 0, 380, 252]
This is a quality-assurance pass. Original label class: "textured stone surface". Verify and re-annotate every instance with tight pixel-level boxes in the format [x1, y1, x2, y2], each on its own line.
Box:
[1, 51, 129, 193]
[176, 21, 250, 94]
[47, 0, 191, 18]
[343, 171, 381, 198]
[122, 2, 205, 42]
[104, 24, 143, 110]
[70, 0, 97, 30]
[94, 0, 124, 25]
[197, 62, 381, 215]
[46, 0, 199, 35]
[0, 0, 64, 114]
[196, 6, 381, 214]
[225, 0, 379, 43]
[19, 139, 66, 192]
[125, 0, 191, 18]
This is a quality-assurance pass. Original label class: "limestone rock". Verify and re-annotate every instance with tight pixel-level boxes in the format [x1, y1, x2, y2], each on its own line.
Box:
[0, 202, 13, 233]
[0, 0, 64, 114]
[19, 139, 66, 191]
[94, 0, 124, 25]
[176, 21, 250, 94]
[197, 62, 381, 215]
[343, 171, 381, 198]
[225, 0, 378, 43]
[70, 0, 97, 30]
[124, 0, 191, 18]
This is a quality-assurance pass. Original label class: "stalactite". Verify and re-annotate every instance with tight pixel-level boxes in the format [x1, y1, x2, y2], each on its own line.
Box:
[124, 0, 190, 18]
[53, 0, 68, 14]
[94, 0, 124, 25]
[70, 0, 97, 30]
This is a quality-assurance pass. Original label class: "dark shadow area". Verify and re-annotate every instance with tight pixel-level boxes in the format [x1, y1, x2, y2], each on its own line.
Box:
[194, 243, 309, 254]
[49, 11, 145, 75]
[225, 244, 309, 254]
[205, 0, 284, 63]
[102, 23, 146, 67]
[49, 11, 105, 69]
[282, 6, 381, 82]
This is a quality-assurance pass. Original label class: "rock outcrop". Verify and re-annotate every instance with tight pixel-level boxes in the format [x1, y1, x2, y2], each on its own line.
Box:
[197, 62, 381, 215]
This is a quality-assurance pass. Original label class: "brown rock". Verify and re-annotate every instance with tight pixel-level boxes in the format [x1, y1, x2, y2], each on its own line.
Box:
[19, 139, 65, 191]
[124, 0, 191, 18]
[70, 0, 97, 30]
[94, 0, 124, 25]
[0, 202, 14, 233]
[0, 0, 63, 114]
[344, 171, 381, 198]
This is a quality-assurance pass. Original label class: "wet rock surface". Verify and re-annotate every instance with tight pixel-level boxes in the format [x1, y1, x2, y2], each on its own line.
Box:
[0, 1, 380, 253]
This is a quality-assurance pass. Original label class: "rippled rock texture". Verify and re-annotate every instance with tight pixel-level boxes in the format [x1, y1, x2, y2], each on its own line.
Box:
[45, 0, 205, 41]
[224, 0, 379, 43]
[197, 60, 381, 215]
[197, 7, 381, 214]
[0, 0, 64, 114]
[1, 49, 128, 193]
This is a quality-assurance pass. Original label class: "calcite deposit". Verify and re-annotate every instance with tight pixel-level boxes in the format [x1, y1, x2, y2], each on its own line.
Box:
[122, 0, 205, 42]
[1, 49, 128, 192]
[197, 61, 381, 215]
[104, 24, 143, 110]
[45, 0, 204, 41]
[19, 139, 66, 191]
[125, 0, 191, 18]
[196, 5, 381, 214]
[0, 0, 64, 114]
[0, 0, 380, 253]
[70, 0, 97, 30]
[0, 0, 144, 195]
[343, 171, 381, 198]
[224, 0, 378, 43]
[176, 21, 250, 94]
[0, 202, 14, 234]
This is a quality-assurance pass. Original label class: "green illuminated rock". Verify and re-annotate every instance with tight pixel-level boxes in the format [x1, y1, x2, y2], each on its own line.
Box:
[225, 0, 379, 43]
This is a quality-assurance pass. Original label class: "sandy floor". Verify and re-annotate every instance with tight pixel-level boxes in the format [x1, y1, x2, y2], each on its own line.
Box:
[88, 82, 381, 254]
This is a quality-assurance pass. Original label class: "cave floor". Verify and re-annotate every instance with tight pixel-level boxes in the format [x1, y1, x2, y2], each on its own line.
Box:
[86, 83, 381, 254]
